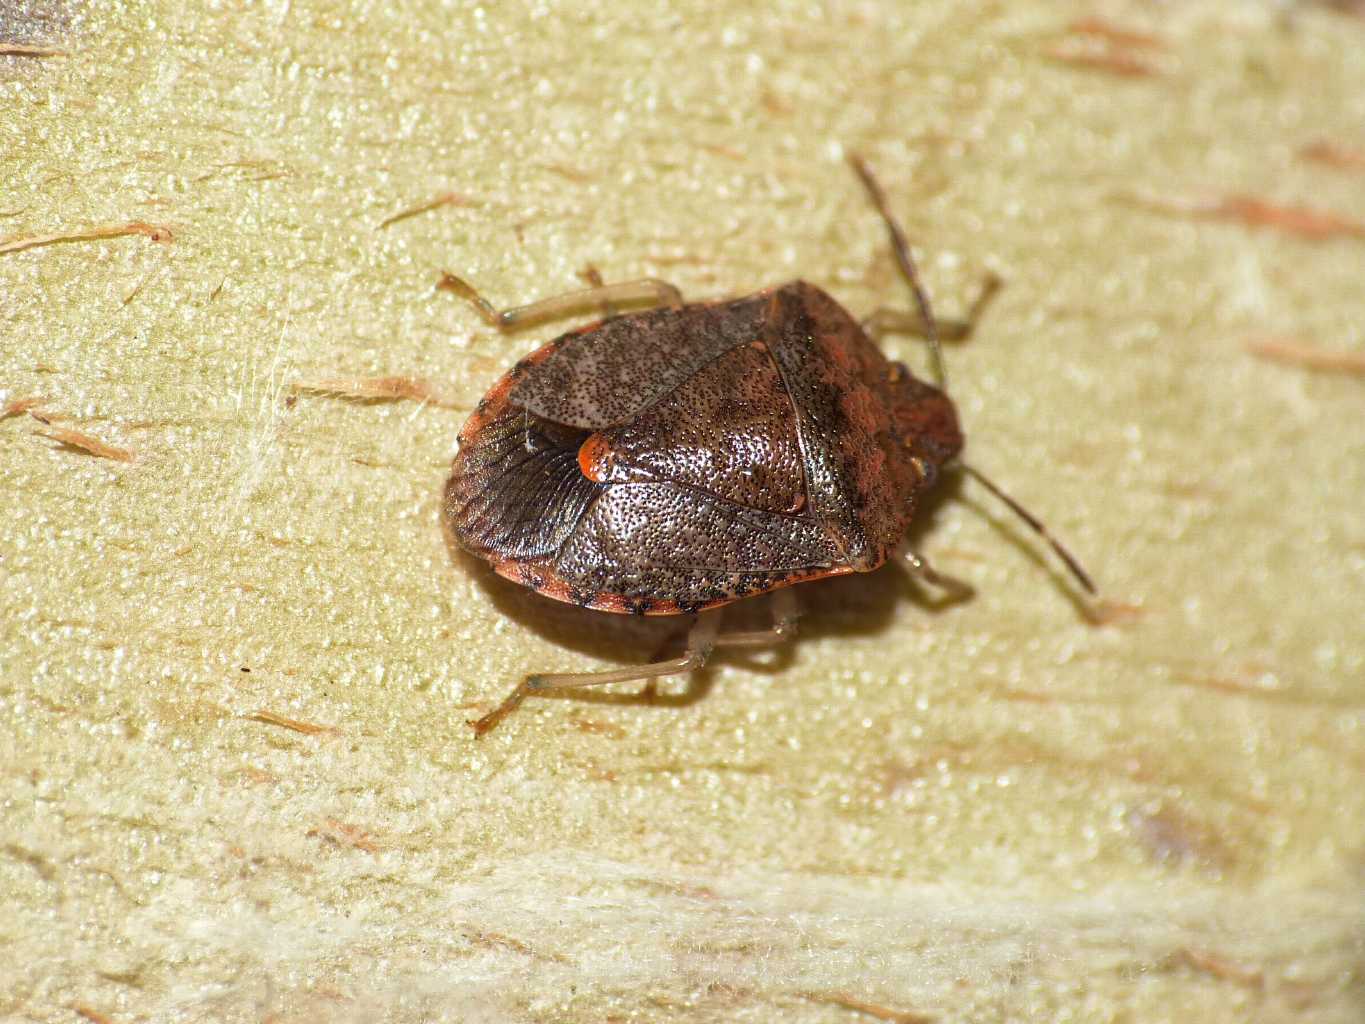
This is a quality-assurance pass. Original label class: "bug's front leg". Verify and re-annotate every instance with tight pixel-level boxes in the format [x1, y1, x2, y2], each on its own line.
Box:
[438, 273, 683, 331]
[901, 548, 975, 602]
[468, 610, 722, 737]
[862, 271, 1003, 344]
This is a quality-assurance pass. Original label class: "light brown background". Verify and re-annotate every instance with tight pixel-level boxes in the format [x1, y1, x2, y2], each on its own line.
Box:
[2, 1, 1363, 1021]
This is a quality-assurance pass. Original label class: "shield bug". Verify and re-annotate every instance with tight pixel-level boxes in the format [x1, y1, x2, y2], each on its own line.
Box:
[443, 156, 1096, 736]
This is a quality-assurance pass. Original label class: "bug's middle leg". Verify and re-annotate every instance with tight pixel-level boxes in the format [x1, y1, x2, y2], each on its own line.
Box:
[711, 588, 801, 648]
[863, 271, 1003, 343]
[438, 272, 684, 331]
[637, 590, 799, 703]
[468, 610, 722, 736]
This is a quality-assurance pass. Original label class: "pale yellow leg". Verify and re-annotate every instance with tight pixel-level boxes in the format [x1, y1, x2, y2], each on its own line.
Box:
[439, 272, 683, 331]
[863, 272, 1003, 343]
[901, 548, 976, 601]
[637, 589, 799, 704]
[469, 610, 722, 736]
[711, 588, 800, 648]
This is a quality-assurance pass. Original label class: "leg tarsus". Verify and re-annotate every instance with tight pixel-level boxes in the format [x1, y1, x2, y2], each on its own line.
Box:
[468, 677, 533, 737]
[901, 548, 976, 601]
[439, 272, 683, 331]
[468, 611, 721, 736]
[966, 270, 1004, 327]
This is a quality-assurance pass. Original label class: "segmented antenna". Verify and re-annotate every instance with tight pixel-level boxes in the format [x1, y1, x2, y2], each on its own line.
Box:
[848, 153, 948, 391]
[850, 157, 1095, 597]
[960, 463, 1097, 595]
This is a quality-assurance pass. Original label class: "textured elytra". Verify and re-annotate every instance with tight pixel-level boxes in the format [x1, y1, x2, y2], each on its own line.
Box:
[444, 280, 963, 615]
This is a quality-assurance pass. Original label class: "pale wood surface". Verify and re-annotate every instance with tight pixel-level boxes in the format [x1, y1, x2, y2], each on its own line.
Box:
[2, 2, 1363, 1021]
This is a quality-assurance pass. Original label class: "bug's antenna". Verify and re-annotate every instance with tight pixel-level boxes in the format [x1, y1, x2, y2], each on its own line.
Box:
[960, 462, 1097, 595]
[848, 153, 947, 391]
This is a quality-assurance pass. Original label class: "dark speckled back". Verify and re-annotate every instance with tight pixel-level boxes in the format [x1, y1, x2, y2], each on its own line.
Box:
[445, 281, 961, 614]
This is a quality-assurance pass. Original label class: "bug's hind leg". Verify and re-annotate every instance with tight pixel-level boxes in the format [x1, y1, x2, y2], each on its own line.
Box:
[712, 588, 800, 648]
[863, 271, 1003, 344]
[468, 610, 722, 737]
[438, 272, 684, 331]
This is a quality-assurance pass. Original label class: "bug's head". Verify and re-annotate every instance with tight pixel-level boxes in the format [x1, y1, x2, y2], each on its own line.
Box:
[887, 364, 963, 481]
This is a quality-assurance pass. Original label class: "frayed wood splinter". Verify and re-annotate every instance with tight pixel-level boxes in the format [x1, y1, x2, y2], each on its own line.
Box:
[308, 818, 380, 853]
[122, 264, 165, 306]
[540, 162, 592, 182]
[1299, 140, 1365, 172]
[1248, 338, 1365, 376]
[1212, 196, 1365, 240]
[569, 716, 627, 738]
[1085, 598, 1144, 627]
[290, 376, 460, 408]
[34, 426, 134, 463]
[469, 929, 574, 965]
[1043, 44, 1161, 77]
[377, 191, 474, 230]
[244, 710, 340, 735]
[0, 43, 66, 57]
[1, 396, 46, 420]
[1066, 17, 1165, 49]
[1174, 662, 1284, 697]
[803, 992, 935, 1024]
[1172, 948, 1264, 989]
[0, 220, 174, 256]
[1045, 18, 1166, 79]
[1121, 191, 1365, 241]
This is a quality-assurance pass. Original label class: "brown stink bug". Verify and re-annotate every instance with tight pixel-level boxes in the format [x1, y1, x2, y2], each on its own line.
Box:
[443, 156, 1096, 736]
